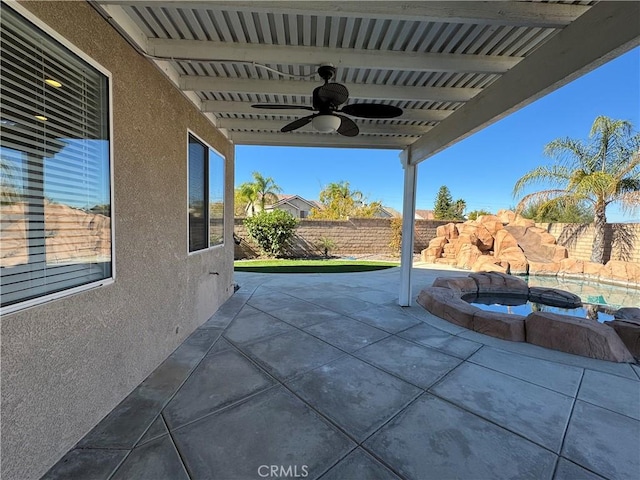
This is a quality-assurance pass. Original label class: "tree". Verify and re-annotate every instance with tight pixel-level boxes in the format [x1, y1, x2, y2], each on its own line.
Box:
[237, 171, 282, 215]
[234, 188, 249, 217]
[433, 186, 453, 220]
[433, 185, 466, 221]
[453, 199, 467, 220]
[513, 116, 640, 263]
[316, 236, 336, 258]
[467, 209, 492, 221]
[519, 199, 594, 223]
[244, 210, 298, 257]
[309, 181, 381, 219]
[388, 217, 403, 256]
[237, 183, 258, 215]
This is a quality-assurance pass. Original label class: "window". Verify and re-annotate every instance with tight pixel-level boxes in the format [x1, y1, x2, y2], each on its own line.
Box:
[0, 5, 112, 312]
[188, 133, 224, 252]
[300, 210, 308, 219]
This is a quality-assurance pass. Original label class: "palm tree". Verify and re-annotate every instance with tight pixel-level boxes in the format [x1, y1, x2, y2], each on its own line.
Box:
[315, 181, 365, 219]
[513, 116, 640, 264]
[237, 182, 258, 215]
[453, 199, 467, 220]
[238, 171, 282, 215]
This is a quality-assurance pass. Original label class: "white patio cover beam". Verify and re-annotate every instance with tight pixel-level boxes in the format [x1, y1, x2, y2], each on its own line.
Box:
[218, 118, 432, 136]
[108, 1, 589, 28]
[203, 101, 453, 123]
[181, 77, 480, 103]
[95, 3, 223, 130]
[407, 1, 640, 166]
[399, 147, 417, 307]
[148, 39, 521, 74]
[230, 132, 411, 149]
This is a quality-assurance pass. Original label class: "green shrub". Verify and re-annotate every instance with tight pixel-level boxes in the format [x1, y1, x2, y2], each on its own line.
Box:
[388, 217, 403, 256]
[244, 210, 299, 257]
[467, 209, 492, 221]
[316, 236, 337, 258]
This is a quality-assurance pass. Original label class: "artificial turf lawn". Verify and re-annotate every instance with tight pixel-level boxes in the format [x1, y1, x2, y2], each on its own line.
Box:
[233, 259, 399, 273]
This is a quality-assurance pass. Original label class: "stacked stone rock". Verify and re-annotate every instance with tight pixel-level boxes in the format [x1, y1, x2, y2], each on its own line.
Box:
[418, 272, 639, 363]
[420, 210, 640, 286]
[607, 308, 640, 361]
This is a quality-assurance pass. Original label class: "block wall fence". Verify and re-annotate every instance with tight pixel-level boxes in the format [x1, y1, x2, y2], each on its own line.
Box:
[234, 218, 448, 258]
[545, 223, 640, 263]
[234, 218, 640, 263]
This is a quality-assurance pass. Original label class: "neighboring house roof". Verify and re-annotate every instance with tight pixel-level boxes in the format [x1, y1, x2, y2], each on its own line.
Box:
[273, 194, 294, 202]
[415, 209, 435, 220]
[265, 194, 319, 211]
[377, 206, 402, 218]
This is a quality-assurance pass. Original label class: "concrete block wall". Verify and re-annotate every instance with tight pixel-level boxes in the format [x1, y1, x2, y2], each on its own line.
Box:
[234, 218, 449, 258]
[234, 218, 640, 264]
[415, 220, 448, 251]
[545, 223, 640, 263]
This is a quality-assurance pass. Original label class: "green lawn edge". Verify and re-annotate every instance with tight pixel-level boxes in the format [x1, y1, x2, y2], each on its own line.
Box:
[234, 259, 399, 274]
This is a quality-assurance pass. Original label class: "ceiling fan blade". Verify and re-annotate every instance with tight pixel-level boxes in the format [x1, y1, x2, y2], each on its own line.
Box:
[336, 115, 359, 137]
[252, 104, 315, 111]
[281, 115, 316, 132]
[317, 83, 349, 106]
[340, 103, 403, 119]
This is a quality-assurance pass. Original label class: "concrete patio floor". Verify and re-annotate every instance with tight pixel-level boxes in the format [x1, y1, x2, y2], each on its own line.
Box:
[44, 266, 640, 480]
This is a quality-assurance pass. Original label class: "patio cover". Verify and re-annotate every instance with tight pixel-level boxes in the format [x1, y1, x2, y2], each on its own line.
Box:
[92, 0, 640, 304]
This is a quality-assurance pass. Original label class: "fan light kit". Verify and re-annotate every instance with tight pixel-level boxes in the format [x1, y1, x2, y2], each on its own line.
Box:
[312, 114, 341, 133]
[252, 64, 403, 137]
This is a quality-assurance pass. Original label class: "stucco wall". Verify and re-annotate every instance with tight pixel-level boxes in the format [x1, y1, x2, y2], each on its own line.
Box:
[1, 2, 234, 479]
[234, 218, 449, 258]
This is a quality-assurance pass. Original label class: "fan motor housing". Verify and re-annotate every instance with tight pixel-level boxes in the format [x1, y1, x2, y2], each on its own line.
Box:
[317, 64, 336, 82]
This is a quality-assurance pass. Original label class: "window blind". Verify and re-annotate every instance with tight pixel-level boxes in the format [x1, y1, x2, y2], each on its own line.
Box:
[0, 5, 112, 311]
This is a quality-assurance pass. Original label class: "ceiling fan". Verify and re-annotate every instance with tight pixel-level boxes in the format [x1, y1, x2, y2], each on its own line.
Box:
[251, 64, 403, 136]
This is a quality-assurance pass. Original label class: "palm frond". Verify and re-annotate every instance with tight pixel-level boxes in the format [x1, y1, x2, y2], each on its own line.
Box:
[590, 116, 632, 142]
[615, 190, 640, 215]
[571, 171, 613, 199]
[615, 177, 640, 195]
[615, 147, 640, 179]
[590, 117, 635, 173]
[519, 116, 639, 226]
[512, 165, 571, 197]
[544, 138, 591, 169]
[514, 189, 577, 214]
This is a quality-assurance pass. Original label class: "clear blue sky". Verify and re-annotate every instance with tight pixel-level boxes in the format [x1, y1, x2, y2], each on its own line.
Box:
[236, 47, 640, 222]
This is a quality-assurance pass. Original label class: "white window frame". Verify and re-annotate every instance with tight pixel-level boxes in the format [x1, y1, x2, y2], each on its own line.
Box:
[186, 129, 225, 255]
[0, 1, 115, 316]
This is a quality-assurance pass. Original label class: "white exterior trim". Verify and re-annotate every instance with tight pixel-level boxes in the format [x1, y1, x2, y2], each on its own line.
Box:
[1, 1, 116, 315]
[186, 128, 226, 256]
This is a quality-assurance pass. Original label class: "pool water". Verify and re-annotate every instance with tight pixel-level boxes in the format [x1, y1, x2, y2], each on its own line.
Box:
[463, 294, 616, 322]
[523, 276, 639, 310]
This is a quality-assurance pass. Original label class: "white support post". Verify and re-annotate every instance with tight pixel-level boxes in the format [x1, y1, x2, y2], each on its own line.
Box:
[399, 148, 417, 306]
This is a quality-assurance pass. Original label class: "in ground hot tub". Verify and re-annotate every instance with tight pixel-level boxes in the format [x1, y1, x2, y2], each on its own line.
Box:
[462, 293, 616, 322]
[418, 271, 638, 363]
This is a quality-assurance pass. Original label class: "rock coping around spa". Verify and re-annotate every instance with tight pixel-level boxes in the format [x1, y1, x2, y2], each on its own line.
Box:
[417, 271, 638, 363]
